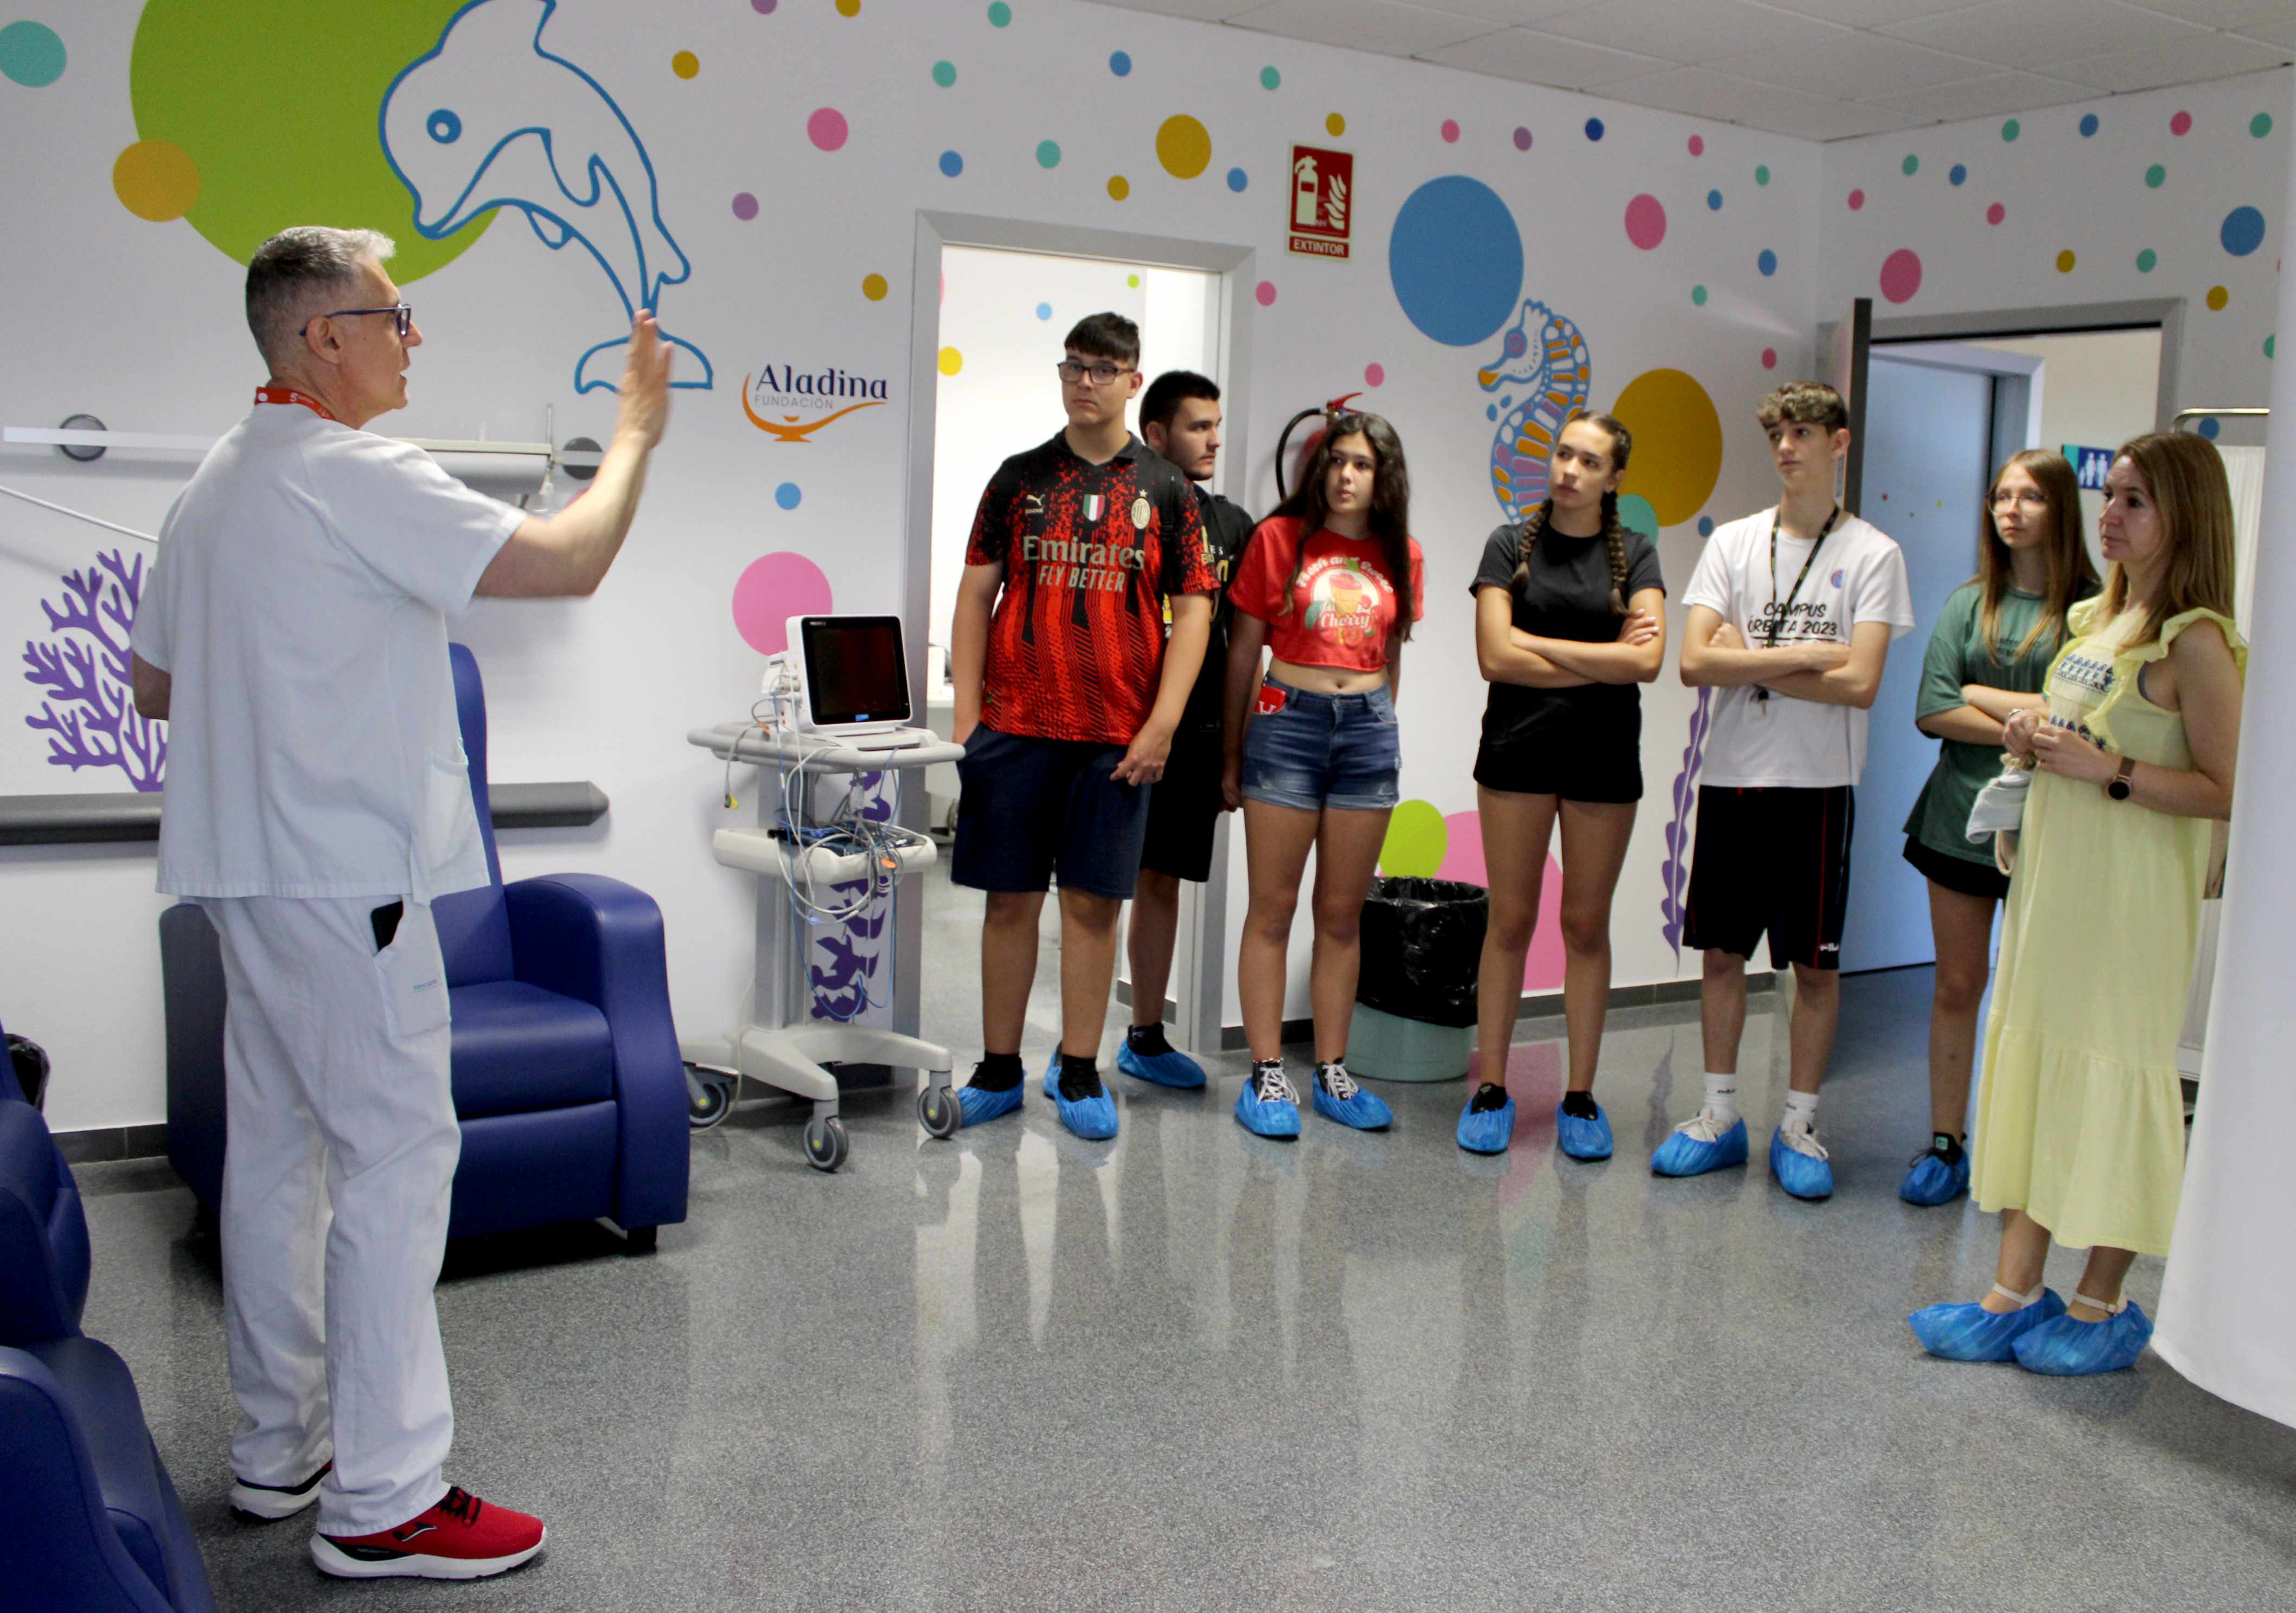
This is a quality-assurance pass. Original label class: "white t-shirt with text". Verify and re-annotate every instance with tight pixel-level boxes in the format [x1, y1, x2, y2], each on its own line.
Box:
[1681, 507, 1914, 789]
[131, 403, 521, 900]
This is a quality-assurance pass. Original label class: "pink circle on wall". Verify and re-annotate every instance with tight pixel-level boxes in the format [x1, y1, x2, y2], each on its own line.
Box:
[2171, 110, 2192, 136]
[1441, 118, 1460, 143]
[1435, 813, 1566, 991]
[1986, 201, 2005, 225]
[731, 552, 834, 654]
[1879, 247, 1923, 303]
[1761, 347, 1777, 369]
[1688, 133, 1704, 156]
[1848, 188, 1865, 210]
[1255, 279, 1277, 306]
[807, 107, 849, 151]
[1364, 361, 1385, 386]
[1623, 193, 1667, 249]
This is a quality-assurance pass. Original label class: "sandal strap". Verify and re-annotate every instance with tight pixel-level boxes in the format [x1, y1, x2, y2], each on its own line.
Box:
[1989, 1282, 2044, 1308]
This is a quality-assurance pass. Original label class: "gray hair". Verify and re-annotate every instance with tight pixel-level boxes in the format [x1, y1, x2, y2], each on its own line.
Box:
[245, 226, 396, 372]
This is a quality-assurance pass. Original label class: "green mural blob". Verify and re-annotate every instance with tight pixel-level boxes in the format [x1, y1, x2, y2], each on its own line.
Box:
[1616, 494, 1660, 539]
[129, 0, 495, 277]
[1379, 799, 1448, 879]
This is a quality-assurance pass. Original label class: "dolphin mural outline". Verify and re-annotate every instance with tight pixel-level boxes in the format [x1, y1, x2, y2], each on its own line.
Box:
[380, 0, 714, 394]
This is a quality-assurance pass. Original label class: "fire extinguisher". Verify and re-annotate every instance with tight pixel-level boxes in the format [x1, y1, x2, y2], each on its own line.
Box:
[1273, 391, 1364, 502]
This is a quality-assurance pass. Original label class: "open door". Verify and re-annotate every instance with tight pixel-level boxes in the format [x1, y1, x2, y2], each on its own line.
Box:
[1824, 297, 1872, 515]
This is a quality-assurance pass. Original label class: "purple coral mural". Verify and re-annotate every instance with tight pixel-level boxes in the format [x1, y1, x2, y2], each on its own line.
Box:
[22, 548, 164, 791]
[808, 770, 891, 1022]
[1658, 687, 1712, 962]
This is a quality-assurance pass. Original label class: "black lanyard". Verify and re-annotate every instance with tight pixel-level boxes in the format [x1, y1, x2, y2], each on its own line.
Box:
[1755, 504, 1839, 701]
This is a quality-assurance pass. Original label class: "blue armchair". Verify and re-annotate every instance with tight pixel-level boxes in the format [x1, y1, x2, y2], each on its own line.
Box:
[1, 1087, 218, 1613]
[163, 643, 688, 1247]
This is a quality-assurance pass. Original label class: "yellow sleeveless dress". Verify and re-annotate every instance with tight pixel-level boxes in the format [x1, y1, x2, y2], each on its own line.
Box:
[1971, 599, 2246, 1256]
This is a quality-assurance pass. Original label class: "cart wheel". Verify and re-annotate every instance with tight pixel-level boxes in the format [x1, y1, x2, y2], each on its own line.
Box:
[802, 1115, 848, 1172]
[687, 1066, 736, 1131]
[918, 1084, 961, 1140]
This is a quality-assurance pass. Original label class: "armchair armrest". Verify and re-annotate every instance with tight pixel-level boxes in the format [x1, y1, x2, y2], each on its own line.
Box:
[502, 875, 688, 1232]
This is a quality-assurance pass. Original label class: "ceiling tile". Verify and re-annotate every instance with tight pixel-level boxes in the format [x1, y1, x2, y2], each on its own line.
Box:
[1597, 64, 1839, 120]
[1755, 0, 1992, 25]
[2045, 29, 2293, 88]
[1532, 0, 1849, 62]
[1882, 0, 2204, 69]
[1718, 31, 1994, 93]
[1078, 0, 1259, 19]
[2120, 0, 2296, 26]
[1223, 0, 1499, 55]
[1858, 69, 2094, 119]
[1395, 0, 1591, 22]
[1416, 25, 1678, 85]
[2232, 14, 2296, 43]
[1746, 95, 1928, 138]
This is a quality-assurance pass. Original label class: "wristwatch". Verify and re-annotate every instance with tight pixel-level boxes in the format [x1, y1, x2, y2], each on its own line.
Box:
[2107, 753, 2138, 802]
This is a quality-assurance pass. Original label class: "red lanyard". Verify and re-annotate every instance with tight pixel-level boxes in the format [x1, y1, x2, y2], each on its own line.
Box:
[254, 385, 336, 421]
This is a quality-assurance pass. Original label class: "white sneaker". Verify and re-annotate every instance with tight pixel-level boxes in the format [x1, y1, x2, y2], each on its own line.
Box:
[1777, 1117, 1829, 1160]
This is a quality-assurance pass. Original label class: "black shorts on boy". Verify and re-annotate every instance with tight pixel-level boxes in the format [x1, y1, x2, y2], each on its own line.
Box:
[1680, 784, 1854, 970]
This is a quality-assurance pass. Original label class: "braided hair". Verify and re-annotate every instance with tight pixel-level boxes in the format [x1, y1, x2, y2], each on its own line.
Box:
[1510, 411, 1634, 614]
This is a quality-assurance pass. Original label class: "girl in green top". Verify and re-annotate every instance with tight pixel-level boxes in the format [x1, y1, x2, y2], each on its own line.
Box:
[1898, 449, 2099, 1207]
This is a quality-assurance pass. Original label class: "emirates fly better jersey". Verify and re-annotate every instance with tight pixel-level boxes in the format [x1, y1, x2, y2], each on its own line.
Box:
[966, 432, 1216, 744]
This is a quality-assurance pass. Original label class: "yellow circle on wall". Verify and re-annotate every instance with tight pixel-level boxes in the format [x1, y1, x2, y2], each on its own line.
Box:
[1156, 114, 1212, 179]
[671, 50, 699, 79]
[2055, 248, 2076, 273]
[862, 273, 889, 301]
[1612, 368, 1724, 528]
[938, 346, 964, 376]
[1326, 112, 1346, 137]
[2208, 284, 2230, 310]
[112, 139, 202, 221]
[1379, 799, 1448, 878]
[1108, 174, 1131, 201]
[836, 0, 861, 14]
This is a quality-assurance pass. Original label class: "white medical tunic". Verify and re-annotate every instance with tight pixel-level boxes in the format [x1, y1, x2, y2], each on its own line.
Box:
[131, 402, 521, 901]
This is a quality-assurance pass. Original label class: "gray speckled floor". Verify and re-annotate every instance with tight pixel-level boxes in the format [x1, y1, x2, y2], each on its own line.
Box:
[73, 873, 2296, 1612]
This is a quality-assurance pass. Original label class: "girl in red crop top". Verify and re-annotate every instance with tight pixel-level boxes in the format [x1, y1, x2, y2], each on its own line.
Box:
[1221, 413, 1425, 1140]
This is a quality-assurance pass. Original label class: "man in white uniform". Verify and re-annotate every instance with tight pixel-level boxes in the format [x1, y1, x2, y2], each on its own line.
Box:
[129, 226, 670, 1582]
[1660, 381, 1913, 1200]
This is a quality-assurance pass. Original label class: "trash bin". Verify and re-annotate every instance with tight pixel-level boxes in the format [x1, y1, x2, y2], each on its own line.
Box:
[1351, 878, 1488, 1081]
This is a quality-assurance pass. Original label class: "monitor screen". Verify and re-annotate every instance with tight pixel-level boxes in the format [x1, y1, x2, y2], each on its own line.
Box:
[799, 616, 911, 728]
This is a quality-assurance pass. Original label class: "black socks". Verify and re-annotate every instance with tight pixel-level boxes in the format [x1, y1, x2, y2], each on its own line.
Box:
[1127, 1022, 1172, 1058]
[1057, 1052, 1104, 1102]
[1469, 1081, 1510, 1115]
[969, 1053, 1024, 1093]
[1931, 1132, 1966, 1165]
[1560, 1090, 1600, 1121]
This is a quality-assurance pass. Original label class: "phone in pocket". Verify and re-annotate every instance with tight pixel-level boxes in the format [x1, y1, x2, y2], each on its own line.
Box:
[370, 900, 404, 953]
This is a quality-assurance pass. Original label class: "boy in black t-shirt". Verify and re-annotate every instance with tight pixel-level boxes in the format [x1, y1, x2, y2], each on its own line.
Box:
[948, 313, 1217, 1141]
[1120, 370, 1255, 1091]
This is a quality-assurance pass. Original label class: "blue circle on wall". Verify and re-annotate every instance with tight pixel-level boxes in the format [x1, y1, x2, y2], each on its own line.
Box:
[1949, 163, 1966, 186]
[1707, 189, 1723, 210]
[1389, 176, 1524, 345]
[1697, 516, 1714, 537]
[1757, 248, 1777, 276]
[1035, 302, 1052, 320]
[2197, 416, 2221, 439]
[775, 482, 802, 510]
[1109, 50, 1131, 76]
[2080, 112, 2100, 137]
[1227, 165, 1248, 191]
[1584, 117, 1604, 141]
[939, 149, 964, 177]
[2222, 205, 2266, 256]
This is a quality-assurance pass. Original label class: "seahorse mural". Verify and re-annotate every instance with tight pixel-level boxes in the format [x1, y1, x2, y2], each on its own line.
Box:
[1476, 298, 1592, 521]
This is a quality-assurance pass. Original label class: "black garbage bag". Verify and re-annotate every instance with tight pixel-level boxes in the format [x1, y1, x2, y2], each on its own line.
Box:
[9, 1034, 51, 1111]
[1357, 876, 1489, 1028]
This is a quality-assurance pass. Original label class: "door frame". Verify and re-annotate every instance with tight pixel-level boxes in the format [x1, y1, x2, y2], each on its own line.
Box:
[899, 211, 1259, 1055]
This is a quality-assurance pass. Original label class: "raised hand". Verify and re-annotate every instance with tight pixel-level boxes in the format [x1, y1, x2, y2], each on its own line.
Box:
[615, 312, 674, 449]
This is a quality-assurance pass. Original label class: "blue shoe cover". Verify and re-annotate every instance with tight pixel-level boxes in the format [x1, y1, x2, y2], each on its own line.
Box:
[1898, 1149, 1971, 1207]
[1116, 1040, 1207, 1090]
[1651, 1115, 1748, 1177]
[1041, 1057, 1118, 1141]
[1555, 1102, 1614, 1161]
[956, 1080, 1024, 1129]
[1456, 1096, 1515, 1155]
[2013, 1301, 2154, 1376]
[1310, 1072, 1392, 1131]
[1235, 1069, 1301, 1139]
[1768, 1125, 1835, 1200]
[1908, 1289, 2067, 1361]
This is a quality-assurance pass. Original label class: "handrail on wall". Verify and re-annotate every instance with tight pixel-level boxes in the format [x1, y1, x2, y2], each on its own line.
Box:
[2174, 407, 2269, 428]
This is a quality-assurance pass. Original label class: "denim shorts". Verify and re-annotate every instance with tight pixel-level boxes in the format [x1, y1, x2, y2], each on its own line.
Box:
[1241, 675, 1401, 812]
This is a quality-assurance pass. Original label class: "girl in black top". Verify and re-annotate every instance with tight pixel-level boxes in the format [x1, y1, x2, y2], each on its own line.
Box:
[1457, 412, 1667, 1159]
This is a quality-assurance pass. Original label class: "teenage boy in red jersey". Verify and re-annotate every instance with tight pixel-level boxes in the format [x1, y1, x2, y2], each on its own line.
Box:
[948, 313, 1218, 1140]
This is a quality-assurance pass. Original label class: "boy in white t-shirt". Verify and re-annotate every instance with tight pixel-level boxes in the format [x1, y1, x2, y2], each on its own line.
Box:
[1659, 382, 1914, 1199]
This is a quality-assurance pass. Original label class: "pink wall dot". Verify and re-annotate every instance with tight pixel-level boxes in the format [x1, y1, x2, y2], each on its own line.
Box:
[731, 552, 834, 655]
[1435, 816, 1564, 990]
[731, 192, 758, 220]
[807, 107, 848, 151]
[1255, 280, 1277, 306]
[1879, 247, 1923, 304]
[2171, 110, 2192, 136]
[1761, 347, 1777, 369]
[1986, 201, 2005, 225]
[1623, 193, 1667, 250]
[1441, 118, 1460, 143]
[1513, 126, 1532, 151]
[1364, 362, 1384, 387]
[1688, 134, 1704, 156]
[1848, 188, 1865, 210]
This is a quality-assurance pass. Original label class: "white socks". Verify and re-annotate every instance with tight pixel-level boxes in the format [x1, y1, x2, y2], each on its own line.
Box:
[1782, 1090, 1820, 1131]
[1702, 1072, 1738, 1127]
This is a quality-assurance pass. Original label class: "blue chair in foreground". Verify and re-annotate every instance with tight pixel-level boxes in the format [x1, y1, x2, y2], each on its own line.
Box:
[163, 643, 689, 1247]
[1, 1081, 218, 1612]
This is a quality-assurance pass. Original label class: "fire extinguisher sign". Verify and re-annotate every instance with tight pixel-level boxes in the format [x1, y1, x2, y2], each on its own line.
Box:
[1288, 145, 1353, 260]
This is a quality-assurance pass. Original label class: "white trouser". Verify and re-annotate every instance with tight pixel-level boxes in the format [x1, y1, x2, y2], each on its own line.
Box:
[200, 894, 459, 1535]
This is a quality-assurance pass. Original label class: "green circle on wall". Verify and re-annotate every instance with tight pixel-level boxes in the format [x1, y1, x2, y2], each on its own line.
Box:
[1755, 164, 1770, 186]
[2146, 163, 2166, 188]
[1901, 153, 1918, 176]
[2136, 248, 2157, 272]
[1379, 799, 1447, 878]
[2253, 113, 2273, 138]
[128, 0, 496, 277]
[2001, 118, 2020, 142]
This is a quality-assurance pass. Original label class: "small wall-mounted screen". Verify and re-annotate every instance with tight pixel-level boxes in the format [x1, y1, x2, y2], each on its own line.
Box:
[800, 616, 910, 728]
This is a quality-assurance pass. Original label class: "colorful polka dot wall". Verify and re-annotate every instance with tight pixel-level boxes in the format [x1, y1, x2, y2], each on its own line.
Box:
[1513, 126, 1532, 151]
[807, 108, 847, 151]
[1156, 115, 1211, 179]
[0, 18, 66, 85]
[1441, 119, 1460, 143]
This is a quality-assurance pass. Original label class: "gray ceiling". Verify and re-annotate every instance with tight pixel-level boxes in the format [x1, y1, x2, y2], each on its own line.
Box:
[1085, 0, 2296, 139]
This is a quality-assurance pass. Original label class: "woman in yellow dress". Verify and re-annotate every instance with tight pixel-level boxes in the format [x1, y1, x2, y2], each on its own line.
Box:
[1909, 431, 2246, 1375]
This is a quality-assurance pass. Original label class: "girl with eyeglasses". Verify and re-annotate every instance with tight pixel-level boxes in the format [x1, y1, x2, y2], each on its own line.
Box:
[1896, 450, 2097, 1206]
[1222, 414, 1424, 1138]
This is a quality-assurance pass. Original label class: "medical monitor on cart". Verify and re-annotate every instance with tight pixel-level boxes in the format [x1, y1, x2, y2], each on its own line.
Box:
[785, 614, 914, 747]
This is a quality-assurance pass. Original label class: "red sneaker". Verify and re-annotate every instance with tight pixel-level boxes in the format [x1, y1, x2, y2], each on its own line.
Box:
[311, 1486, 545, 1580]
